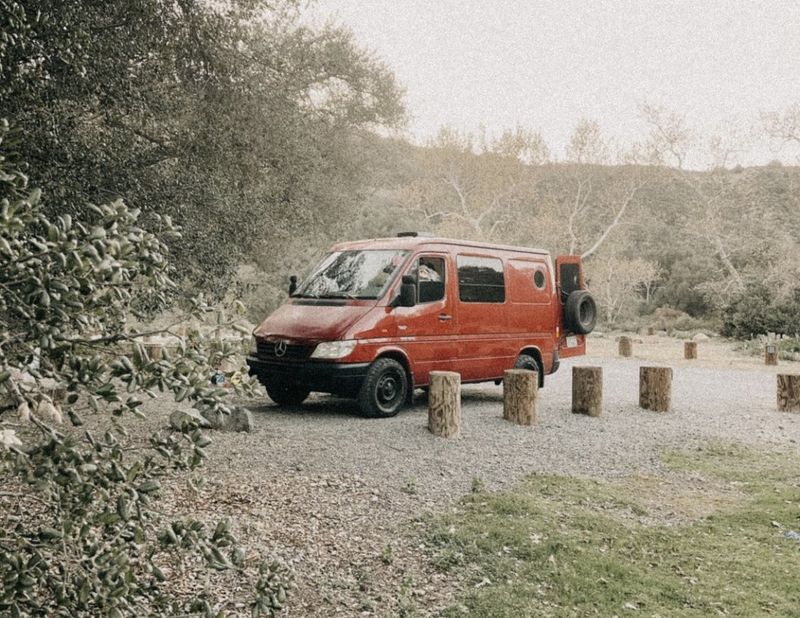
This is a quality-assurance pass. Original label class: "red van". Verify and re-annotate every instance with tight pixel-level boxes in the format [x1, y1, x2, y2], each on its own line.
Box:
[247, 234, 596, 417]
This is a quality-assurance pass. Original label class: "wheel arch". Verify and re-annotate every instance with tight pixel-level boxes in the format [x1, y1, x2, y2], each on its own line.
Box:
[373, 347, 414, 401]
[516, 345, 545, 388]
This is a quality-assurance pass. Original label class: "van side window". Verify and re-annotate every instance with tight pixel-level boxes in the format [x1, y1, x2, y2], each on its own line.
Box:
[457, 255, 505, 303]
[559, 263, 580, 301]
[412, 256, 446, 303]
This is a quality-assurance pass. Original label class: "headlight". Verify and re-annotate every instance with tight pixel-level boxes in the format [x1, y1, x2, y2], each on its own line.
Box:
[310, 340, 357, 359]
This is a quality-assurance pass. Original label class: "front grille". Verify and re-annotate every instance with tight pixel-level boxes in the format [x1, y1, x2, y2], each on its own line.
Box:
[256, 340, 314, 361]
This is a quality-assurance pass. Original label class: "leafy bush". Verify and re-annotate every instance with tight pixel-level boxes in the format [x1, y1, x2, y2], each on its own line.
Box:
[721, 283, 800, 339]
[0, 121, 289, 616]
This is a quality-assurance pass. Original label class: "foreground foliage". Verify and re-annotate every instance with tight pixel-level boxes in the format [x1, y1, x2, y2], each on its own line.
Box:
[427, 443, 800, 617]
[0, 122, 288, 616]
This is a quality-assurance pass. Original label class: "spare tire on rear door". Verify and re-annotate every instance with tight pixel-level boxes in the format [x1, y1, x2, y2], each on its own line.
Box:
[564, 290, 597, 334]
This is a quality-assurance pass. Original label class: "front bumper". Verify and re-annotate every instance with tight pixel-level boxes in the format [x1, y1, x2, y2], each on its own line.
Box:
[246, 356, 370, 396]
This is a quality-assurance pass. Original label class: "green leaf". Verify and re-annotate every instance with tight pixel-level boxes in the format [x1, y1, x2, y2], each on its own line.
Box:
[137, 480, 160, 494]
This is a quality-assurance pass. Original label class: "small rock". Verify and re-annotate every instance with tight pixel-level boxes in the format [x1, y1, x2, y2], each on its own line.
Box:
[693, 333, 710, 341]
[170, 408, 211, 430]
[197, 404, 252, 433]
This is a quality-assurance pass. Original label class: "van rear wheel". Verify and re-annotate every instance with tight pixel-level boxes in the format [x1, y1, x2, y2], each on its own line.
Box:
[265, 380, 310, 406]
[358, 358, 408, 418]
[513, 353, 544, 388]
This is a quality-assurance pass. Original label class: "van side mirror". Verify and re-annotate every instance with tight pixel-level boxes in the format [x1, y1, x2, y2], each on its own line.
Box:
[288, 275, 298, 296]
[398, 274, 417, 307]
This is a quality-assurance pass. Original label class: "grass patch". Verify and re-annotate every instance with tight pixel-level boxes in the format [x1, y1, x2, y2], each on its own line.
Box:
[427, 442, 800, 617]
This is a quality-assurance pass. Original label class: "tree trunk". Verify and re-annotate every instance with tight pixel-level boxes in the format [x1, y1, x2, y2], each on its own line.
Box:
[619, 336, 633, 357]
[571, 366, 603, 417]
[684, 341, 698, 360]
[639, 366, 672, 412]
[765, 344, 779, 366]
[777, 374, 800, 412]
[428, 371, 461, 437]
[503, 369, 538, 425]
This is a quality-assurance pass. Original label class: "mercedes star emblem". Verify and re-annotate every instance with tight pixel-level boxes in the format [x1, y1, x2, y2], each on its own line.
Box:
[274, 340, 288, 357]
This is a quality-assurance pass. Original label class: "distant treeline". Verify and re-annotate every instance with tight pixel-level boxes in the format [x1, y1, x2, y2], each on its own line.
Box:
[3, 0, 799, 336]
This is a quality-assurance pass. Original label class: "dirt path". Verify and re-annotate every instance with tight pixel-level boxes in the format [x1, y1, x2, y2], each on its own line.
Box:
[157, 334, 800, 616]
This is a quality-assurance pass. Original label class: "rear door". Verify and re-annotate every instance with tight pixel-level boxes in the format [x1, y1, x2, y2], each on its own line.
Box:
[393, 253, 457, 384]
[555, 255, 587, 357]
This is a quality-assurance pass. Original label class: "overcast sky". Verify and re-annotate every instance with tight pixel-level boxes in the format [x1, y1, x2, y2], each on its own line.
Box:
[314, 0, 800, 166]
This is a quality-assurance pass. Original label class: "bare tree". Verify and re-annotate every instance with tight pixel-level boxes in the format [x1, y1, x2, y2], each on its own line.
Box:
[641, 103, 746, 297]
[557, 119, 648, 260]
[396, 126, 547, 240]
[586, 254, 660, 325]
[639, 102, 694, 169]
[762, 104, 800, 145]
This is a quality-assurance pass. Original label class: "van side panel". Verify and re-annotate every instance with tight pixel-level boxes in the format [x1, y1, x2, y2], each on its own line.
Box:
[505, 257, 557, 372]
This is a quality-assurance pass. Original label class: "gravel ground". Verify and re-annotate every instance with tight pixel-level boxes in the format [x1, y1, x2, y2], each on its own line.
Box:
[153, 334, 800, 615]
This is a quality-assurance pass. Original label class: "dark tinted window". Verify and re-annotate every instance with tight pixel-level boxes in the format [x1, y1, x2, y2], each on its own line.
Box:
[457, 255, 505, 303]
[559, 263, 580, 300]
[412, 256, 446, 303]
[533, 269, 546, 289]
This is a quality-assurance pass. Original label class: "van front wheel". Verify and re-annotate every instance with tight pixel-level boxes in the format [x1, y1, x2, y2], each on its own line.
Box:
[358, 358, 408, 418]
[265, 380, 310, 406]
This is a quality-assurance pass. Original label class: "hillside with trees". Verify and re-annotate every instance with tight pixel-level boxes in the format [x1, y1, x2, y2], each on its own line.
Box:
[266, 121, 800, 336]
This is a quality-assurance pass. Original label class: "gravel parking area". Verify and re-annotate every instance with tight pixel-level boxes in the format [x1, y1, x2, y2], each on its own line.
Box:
[156, 335, 800, 615]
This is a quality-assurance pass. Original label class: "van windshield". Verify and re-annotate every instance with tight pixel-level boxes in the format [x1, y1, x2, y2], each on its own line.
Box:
[294, 250, 409, 300]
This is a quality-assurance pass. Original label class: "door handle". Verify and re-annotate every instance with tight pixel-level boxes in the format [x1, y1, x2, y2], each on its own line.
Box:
[438, 314, 452, 321]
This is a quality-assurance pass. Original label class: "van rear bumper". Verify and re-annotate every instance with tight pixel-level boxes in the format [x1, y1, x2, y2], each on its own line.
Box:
[246, 356, 370, 396]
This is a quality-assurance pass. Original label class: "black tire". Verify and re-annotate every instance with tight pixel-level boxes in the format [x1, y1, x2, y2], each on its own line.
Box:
[358, 358, 408, 418]
[265, 380, 310, 406]
[564, 290, 597, 335]
[513, 353, 544, 388]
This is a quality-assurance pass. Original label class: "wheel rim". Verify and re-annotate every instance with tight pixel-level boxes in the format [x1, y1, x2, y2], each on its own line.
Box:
[376, 369, 403, 410]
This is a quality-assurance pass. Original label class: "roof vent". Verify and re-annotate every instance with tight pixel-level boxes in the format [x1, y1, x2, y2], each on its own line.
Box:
[396, 231, 433, 238]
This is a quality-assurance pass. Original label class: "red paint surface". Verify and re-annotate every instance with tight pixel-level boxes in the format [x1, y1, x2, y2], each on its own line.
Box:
[253, 237, 588, 387]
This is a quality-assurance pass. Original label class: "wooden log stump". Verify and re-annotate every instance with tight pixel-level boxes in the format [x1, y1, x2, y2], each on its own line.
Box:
[765, 344, 779, 366]
[684, 341, 698, 360]
[618, 336, 633, 357]
[777, 374, 800, 412]
[639, 366, 672, 412]
[428, 371, 461, 437]
[647, 327, 655, 336]
[143, 343, 163, 362]
[572, 366, 603, 417]
[503, 369, 538, 425]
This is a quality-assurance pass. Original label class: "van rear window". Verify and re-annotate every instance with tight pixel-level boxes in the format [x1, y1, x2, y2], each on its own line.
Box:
[457, 255, 505, 303]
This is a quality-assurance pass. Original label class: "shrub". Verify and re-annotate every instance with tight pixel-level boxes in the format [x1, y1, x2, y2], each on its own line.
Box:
[0, 121, 290, 616]
[721, 283, 800, 339]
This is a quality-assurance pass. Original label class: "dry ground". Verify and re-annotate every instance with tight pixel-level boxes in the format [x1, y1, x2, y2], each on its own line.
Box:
[149, 333, 800, 616]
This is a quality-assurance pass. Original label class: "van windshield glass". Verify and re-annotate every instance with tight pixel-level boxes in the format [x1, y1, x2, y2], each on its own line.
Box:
[294, 250, 409, 299]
